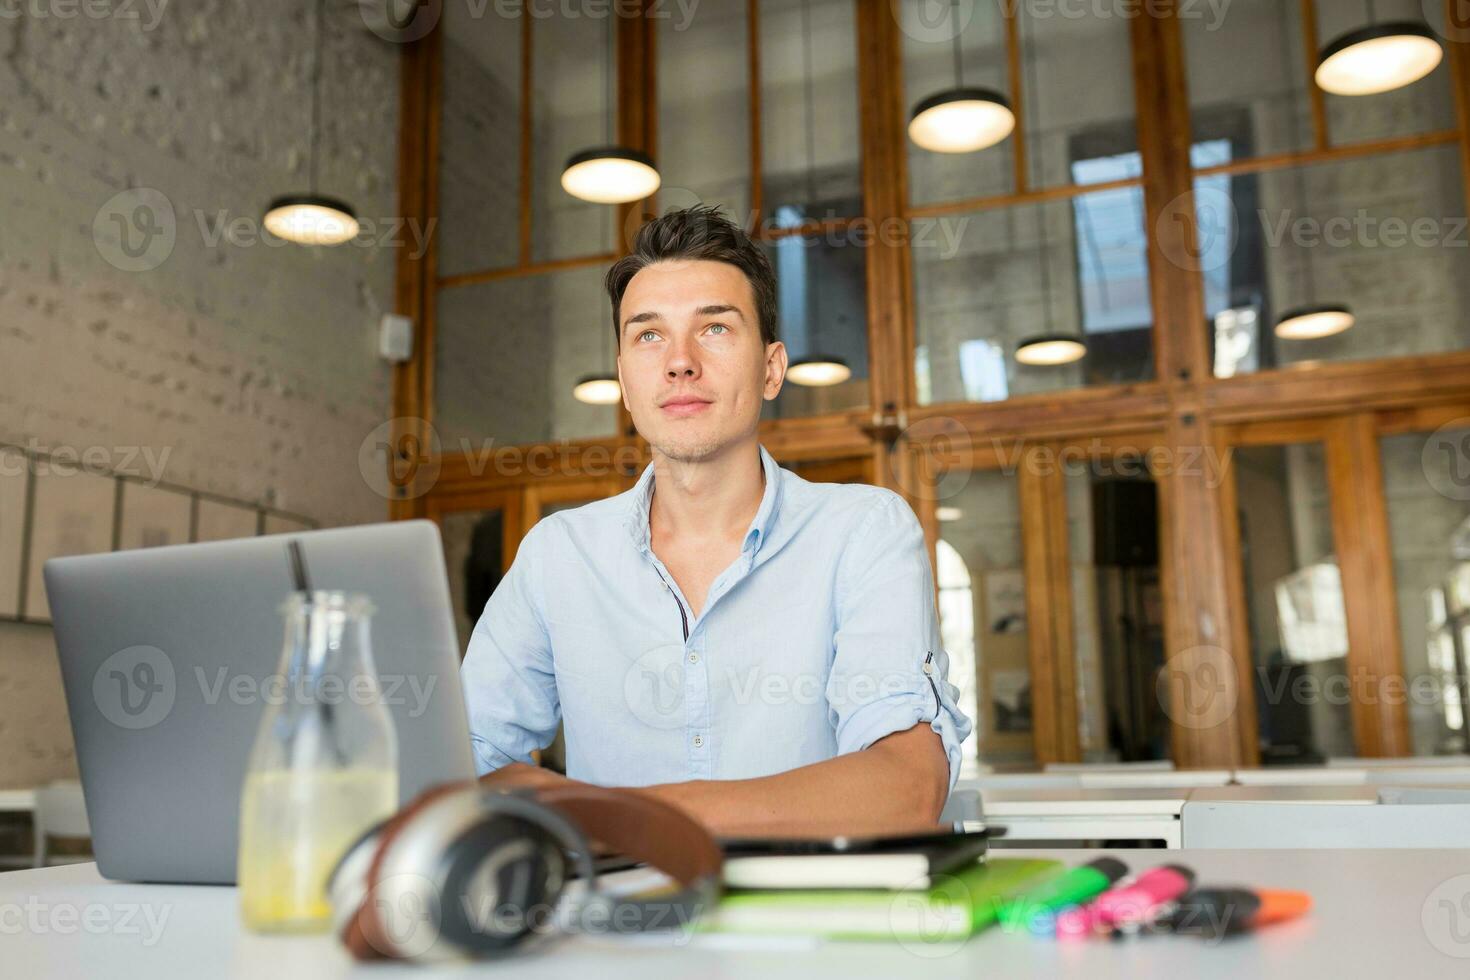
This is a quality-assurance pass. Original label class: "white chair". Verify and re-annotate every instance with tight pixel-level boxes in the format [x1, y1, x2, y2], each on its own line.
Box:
[32, 781, 91, 868]
[1182, 800, 1470, 848]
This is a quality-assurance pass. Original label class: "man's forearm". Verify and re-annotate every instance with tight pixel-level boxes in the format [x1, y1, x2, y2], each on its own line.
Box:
[633, 724, 950, 839]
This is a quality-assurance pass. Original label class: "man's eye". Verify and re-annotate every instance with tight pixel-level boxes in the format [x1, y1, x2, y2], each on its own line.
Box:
[637, 330, 658, 342]
[707, 323, 729, 335]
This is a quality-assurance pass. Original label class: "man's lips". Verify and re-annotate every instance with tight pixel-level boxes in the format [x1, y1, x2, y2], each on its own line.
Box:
[659, 396, 712, 417]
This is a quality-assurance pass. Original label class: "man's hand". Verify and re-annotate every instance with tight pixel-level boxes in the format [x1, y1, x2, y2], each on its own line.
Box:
[631, 722, 950, 839]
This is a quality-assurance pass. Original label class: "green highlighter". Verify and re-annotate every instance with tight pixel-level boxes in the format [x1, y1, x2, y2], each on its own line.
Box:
[997, 858, 1128, 931]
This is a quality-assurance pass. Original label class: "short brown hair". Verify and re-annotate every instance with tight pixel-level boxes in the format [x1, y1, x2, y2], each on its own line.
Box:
[604, 204, 779, 350]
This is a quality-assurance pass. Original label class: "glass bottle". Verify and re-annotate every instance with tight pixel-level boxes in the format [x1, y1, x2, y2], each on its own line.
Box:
[238, 591, 399, 933]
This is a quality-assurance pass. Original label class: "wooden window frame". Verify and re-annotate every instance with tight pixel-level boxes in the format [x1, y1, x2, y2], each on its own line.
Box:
[390, 0, 1470, 765]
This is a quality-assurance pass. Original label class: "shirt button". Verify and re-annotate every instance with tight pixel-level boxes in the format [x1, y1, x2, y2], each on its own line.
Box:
[692, 734, 704, 748]
[688, 652, 699, 665]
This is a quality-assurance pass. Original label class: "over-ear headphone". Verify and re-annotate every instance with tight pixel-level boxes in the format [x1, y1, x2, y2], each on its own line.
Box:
[326, 777, 723, 962]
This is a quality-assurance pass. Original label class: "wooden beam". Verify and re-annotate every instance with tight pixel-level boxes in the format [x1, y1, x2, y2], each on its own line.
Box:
[1193, 130, 1458, 179]
[1446, 0, 1470, 238]
[1325, 413, 1412, 756]
[1211, 423, 1261, 766]
[438, 252, 619, 290]
[519, 12, 533, 267]
[1206, 350, 1470, 422]
[1018, 443, 1081, 763]
[747, 0, 764, 236]
[1132, 1, 1247, 767]
[1298, 0, 1329, 151]
[388, 25, 441, 522]
[854, 0, 916, 495]
[1005, 2, 1028, 195]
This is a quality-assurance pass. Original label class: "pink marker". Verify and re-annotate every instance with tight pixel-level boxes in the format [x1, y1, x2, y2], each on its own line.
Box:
[1056, 865, 1196, 940]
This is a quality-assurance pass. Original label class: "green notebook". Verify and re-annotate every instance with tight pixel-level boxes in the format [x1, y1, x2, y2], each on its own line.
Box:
[699, 858, 1064, 942]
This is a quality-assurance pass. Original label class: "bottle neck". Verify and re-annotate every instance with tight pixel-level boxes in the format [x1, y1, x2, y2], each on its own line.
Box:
[278, 593, 377, 689]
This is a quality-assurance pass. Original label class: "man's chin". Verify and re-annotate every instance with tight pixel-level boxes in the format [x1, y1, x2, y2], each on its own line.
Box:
[652, 439, 724, 464]
[647, 428, 730, 464]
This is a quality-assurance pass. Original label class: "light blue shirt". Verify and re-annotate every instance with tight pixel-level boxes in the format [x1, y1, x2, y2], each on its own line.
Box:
[460, 443, 973, 793]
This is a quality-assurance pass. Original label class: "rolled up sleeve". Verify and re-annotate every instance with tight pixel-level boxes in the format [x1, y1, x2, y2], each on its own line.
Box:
[460, 519, 560, 775]
[827, 491, 974, 792]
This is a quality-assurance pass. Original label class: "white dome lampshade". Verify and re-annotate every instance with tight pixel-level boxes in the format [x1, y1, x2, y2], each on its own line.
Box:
[1016, 334, 1087, 366]
[560, 147, 661, 205]
[572, 373, 622, 405]
[908, 87, 1016, 153]
[1315, 22, 1443, 96]
[263, 194, 360, 246]
[1274, 304, 1356, 340]
[786, 355, 852, 387]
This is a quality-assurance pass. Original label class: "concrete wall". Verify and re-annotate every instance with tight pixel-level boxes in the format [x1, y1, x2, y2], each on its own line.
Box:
[0, 1, 400, 788]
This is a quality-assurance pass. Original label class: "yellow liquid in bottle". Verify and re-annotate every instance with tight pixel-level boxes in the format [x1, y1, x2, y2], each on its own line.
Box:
[237, 768, 398, 933]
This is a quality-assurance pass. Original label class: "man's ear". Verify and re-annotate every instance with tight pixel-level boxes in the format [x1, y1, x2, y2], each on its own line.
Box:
[763, 340, 787, 401]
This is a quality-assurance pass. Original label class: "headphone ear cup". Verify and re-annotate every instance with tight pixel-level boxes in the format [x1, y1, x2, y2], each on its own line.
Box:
[335, 780, 481, 961]
[327, 818, 389, 959]
[433, 811, 571, 954]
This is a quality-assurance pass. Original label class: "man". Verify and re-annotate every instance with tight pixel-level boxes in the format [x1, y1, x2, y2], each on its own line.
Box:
[461, 204, 972, 838]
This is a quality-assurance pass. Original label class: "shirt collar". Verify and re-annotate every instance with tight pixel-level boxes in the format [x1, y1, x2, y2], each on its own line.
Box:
[624, 444, 782, 558]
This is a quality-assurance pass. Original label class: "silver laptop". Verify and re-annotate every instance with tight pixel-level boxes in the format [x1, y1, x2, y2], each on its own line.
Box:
[44, 520, 477, 884]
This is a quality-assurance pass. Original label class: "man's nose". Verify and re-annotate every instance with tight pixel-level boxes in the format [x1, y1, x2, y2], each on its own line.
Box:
[664, 336, 701, 379]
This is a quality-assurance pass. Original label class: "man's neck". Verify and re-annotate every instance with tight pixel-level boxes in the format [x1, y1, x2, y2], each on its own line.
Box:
[648, 439, 765, 546]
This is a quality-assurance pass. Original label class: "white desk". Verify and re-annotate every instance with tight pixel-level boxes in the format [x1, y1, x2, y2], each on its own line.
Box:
[5, 850, 1469, 977]
[977, 788, 1192, 848]
[1188, 785, 1381, 805]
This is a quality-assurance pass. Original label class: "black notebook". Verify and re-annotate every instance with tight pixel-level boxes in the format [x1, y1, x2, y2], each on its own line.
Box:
[718, 828, 994, 891]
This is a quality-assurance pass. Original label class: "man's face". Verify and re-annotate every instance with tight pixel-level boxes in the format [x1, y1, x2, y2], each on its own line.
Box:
[616, 259, 785, 463]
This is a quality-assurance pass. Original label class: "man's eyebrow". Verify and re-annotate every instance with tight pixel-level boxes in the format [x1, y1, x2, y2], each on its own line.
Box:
[621, 305, 746, 332]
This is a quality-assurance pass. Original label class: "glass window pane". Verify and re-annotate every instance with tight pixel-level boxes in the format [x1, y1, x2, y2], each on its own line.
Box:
[1183, 0, 1315, 163]
[434, 266, 619, 450]
[1021, 3, 1138, 190]
[1199, 145, 1470, 379]
[937, 469, 1031, 765]
[759, 0, 862, 222]
[657, 2, 751, 225]
[1066, 462, 1167, 761]
[441, 508, 505, 656]
[438, 4, 523, 277]
[531, 11, 616, 263]
[1233, 442, 1354, 762]
[1184, 0, 1457, 163]
[913, 190, 1154, 406]
[761, 233, 869, 418]
[1382, 425, 1470, 755]
[901, 0, 1014, 206]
